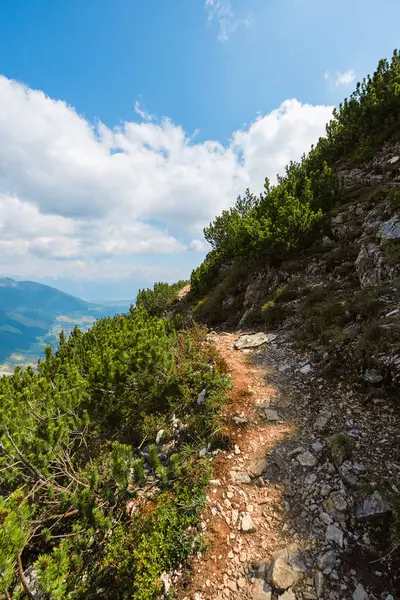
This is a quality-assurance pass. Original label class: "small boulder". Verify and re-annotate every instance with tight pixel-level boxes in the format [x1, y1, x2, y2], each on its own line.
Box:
[299, 363, 313, 375]
[339, 462, 362, 489]
[324, 491, 348, 527]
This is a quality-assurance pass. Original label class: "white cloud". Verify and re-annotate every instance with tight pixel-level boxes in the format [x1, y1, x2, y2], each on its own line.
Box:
[0, 74, 333, 282]
[188, 239, 210, 252]
[134, 100, 154, 122]
[204, 0, 253, 41]
[325, 69, 356, 88]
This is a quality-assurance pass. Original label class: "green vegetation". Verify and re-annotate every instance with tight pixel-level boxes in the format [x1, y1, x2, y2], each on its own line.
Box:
[0, 298, 229, 598]
[135, 280, 188, 317]
[191, 50, 400, 297]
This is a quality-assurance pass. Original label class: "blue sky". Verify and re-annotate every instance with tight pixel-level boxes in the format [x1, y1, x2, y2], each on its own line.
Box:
[0, 0, 399, 300]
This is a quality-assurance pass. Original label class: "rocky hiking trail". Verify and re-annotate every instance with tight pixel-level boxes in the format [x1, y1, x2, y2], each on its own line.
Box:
[176, 330, 400, 600]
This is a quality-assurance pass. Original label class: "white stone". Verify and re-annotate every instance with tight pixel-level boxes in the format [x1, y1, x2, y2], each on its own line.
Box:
[234, 332, 276, 350]
[241, 513, 256, 532]
[156, 429, 165, 444]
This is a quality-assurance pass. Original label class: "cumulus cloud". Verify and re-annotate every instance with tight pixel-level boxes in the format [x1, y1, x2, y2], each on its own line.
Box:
[325, 69, 356, 88]
[0, 74, 333, 282]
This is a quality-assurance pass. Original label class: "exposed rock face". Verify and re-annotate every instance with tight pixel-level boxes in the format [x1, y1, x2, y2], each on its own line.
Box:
[379, 215, 400, 241]
[355, 242, 385, 287]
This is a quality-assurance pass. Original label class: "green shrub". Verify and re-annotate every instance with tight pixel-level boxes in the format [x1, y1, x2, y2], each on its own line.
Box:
[134, 280, 188, 317]
[0, 300, 229, 598]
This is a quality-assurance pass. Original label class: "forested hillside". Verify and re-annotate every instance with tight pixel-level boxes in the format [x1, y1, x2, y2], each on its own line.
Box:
[190, 50, 400, 300]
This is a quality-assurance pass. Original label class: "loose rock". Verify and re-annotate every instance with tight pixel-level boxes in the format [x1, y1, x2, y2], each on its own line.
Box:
[314, 411, 332, 432]
[356, 491, 391, 521]
[326, 524, 344, 548]
[241, 513, 256, 533]
[264, 408, 280, 422]
[297, 451, 317, 467]
[269, 547, 304, 590]
[314, 571, 324, 598]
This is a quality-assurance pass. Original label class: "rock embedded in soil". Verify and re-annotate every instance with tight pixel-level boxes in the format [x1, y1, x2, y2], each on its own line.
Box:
[314, 571, 324, 598]
[362, 369, 384, 384]
[264, 408, 280, 422]
[248, 457, 268, 478]
[252, 580, 272, 600]
[297, 451, 317, 467]
[314, 410, 332, 432]
[280, 590, 296, 600]
[234, 332, 276, 350]
[326, 524, 344, 548]
[299, 363, 313, 375]
[379, 215, 400, 241]
[356, 490, 391, 521]
[241, 512, 256, 532]
[318, 550, 336, 573]
[330, 491, 347, 511]
[230, 470, 252, 484]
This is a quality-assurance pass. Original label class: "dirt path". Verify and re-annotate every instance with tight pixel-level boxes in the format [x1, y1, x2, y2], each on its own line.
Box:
[178, 332, 298, 599]
[177, 330, 400, 600]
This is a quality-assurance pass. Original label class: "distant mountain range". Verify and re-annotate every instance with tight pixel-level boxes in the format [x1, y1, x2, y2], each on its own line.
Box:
[0, 277, 129, 372]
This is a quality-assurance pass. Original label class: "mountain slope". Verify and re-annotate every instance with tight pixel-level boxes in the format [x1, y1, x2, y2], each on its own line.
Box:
[0, 277, 89, 365]
[0, 277, 88, 313]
